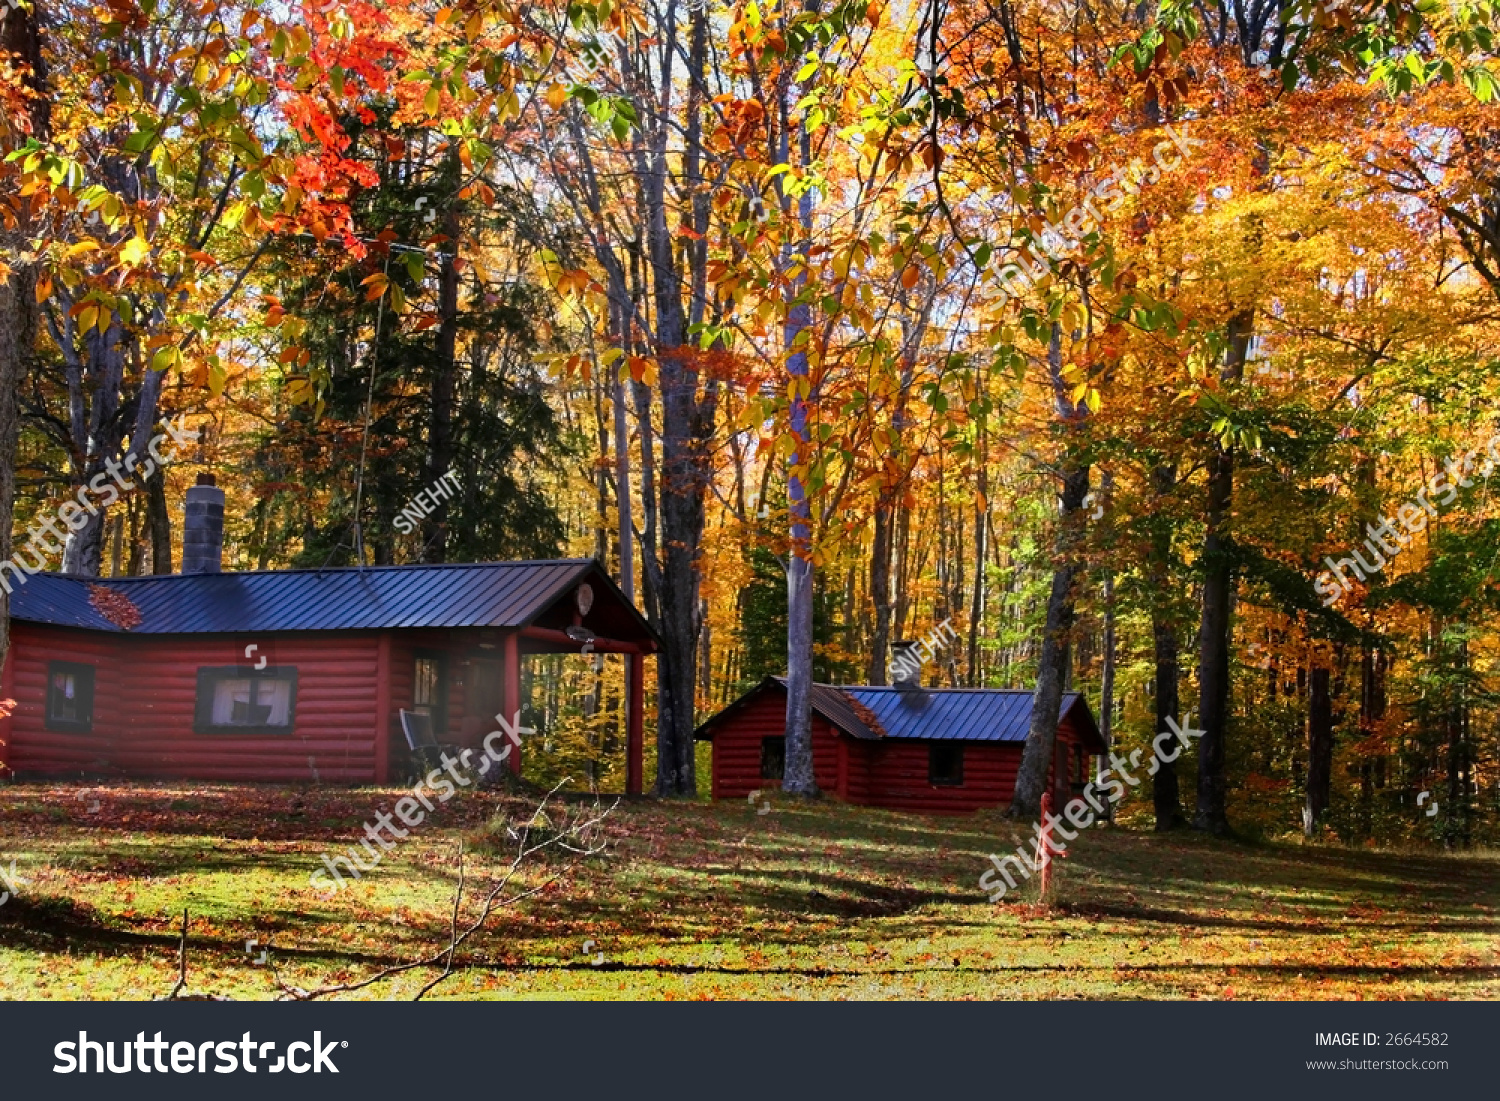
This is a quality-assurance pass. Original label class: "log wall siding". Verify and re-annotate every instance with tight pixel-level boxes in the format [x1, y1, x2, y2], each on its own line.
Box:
[708, 693, 1093, 815]
[4, 623, 383, 782]
[3, 625, 122, 776]
[709, 694, 840, 799]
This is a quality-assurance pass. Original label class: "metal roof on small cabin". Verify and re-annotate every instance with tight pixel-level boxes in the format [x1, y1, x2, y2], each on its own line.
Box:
[841, 685, 1092, 744]
[7, 559, 652, 637]
[696, 676, 1101, 749]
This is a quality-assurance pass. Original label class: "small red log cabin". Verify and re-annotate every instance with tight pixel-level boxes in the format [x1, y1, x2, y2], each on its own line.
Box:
[0, 480, 656, 788]
[695, 676, 1105, 814]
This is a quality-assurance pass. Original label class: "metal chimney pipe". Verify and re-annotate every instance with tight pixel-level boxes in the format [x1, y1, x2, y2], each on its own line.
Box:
[890, 640, 922, 689]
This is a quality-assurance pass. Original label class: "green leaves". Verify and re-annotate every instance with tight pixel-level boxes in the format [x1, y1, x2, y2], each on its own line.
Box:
[571, 87, 637, 142]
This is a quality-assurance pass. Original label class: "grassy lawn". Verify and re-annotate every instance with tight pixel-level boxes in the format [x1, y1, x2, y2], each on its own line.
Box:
[0, 781, 1496, 1000]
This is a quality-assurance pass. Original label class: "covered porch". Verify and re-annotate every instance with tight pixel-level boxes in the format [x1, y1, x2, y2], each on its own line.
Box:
[379, 562, 657, 793]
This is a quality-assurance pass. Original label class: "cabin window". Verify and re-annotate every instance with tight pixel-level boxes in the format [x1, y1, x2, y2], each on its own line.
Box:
[195, 667, 298, 734]
[413, 653, 448, 734]
[929, 743, 964, 786]
[760, 736, 786, 781]
[46, 662, 96, 732]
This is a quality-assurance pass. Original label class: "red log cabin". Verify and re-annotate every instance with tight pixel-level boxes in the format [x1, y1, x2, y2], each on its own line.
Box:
[0, 478, 657, 788]
[695, 674, 1105, 814]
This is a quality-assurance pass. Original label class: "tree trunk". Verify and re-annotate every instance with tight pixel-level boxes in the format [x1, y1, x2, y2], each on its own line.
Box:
[1193, 308, 1252, 835]
[966, 416, 989, 686]
[866, 331, 919, 685]
[1010, 326, 1089, 819]
[0, 271, 25, 727]
[613, 370, 635, 599]
[867, 498, 893, 684]
[146, 469, 173, 574]
[1304, 665, 1333, 836]
[780, 38, 819, 797]
[422, 156, 461, 563]
[644, 0, 717, 796]
[1149, 463, 1185, 829]
[0, 0, 44, 722]
[1098, 564, 1115, 821]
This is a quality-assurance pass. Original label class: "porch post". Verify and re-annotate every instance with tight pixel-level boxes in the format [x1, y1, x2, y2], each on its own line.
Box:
[626, 652, 644, 795]
[0, 636, 14, 777]
[503, 631, 522, 776]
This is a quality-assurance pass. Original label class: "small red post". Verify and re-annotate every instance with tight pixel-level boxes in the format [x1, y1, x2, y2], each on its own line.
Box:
[503, 632, 522, 776]
[1038, 791, 1053, 901]
[374, 632, 391, 784]
[625, 652, 644, 796]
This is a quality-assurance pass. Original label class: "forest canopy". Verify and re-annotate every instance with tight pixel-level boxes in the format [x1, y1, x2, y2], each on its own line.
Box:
[1, 0, 1499, 842]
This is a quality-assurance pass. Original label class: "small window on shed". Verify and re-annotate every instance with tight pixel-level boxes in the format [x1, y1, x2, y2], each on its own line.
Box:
[760, 736, 786, 781]
[46, 662, 96, 732]
[929, 743, 964, 786]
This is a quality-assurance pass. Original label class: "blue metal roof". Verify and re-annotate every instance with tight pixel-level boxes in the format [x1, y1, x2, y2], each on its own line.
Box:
[696, 676, 1102, 750]
[7, 559, 651, 637]
[841, 685, 1092, 744]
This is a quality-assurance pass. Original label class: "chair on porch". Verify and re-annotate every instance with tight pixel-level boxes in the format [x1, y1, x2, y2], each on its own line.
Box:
[399, 709, 460, 783]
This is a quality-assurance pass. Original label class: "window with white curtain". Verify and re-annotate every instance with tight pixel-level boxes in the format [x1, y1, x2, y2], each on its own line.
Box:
[195, 667, 298, 733]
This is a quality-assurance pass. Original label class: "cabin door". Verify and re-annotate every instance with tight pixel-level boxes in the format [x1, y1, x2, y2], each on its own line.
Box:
[463, 657, 504, 744]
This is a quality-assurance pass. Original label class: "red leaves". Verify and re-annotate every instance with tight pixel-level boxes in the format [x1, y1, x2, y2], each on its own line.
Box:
[88, 585, 143, 631]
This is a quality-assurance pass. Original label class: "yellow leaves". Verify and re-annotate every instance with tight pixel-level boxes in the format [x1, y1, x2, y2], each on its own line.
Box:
[1060, 299, 1089, 334]
[833, 239, 872, 283]
[544, 82, 568, 110]
[1069, 382, 1102, 413]
[286, 25, 312, 59]
[465, 10, 485, 42]
[119, 235, 150, 267]
[282, 375, 316, 405]
[496, 88, 522, 123]
[34, 275, 52, 304]
[362, 272, 389, 301]
[424, 86, 442, 116]
[900, 264, 920, 289]
[75, 303, 110, 336]
[150, 346, 181, 373]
